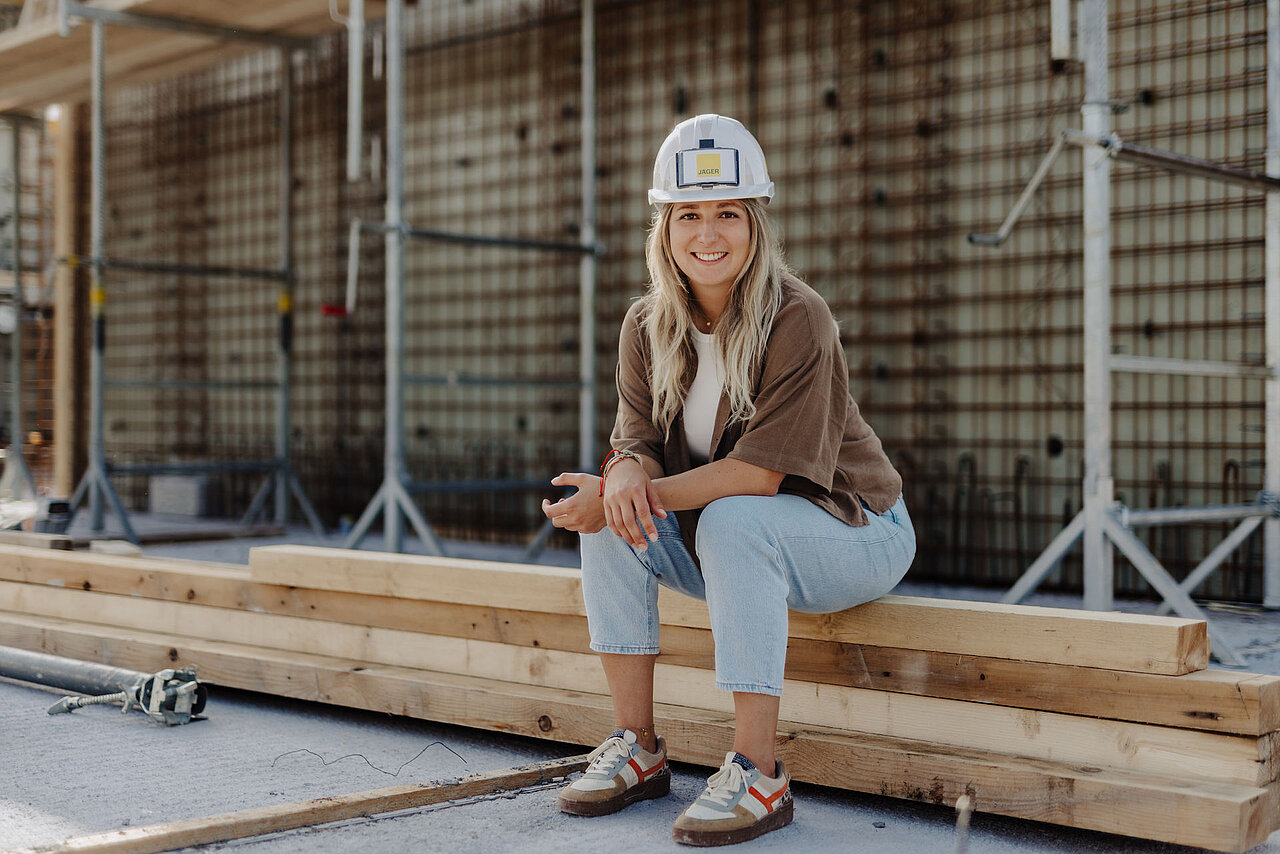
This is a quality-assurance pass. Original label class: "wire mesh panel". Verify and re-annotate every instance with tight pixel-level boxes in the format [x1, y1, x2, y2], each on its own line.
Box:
[0, 119, 56, 493]
[24, 121, 55, 490]
[593, 0, 1080, 584]
[837, 0, 1088, 590]
[102, 55, 287, 513]
[1105, 0, 1265, 600]
[396, 0, 585, 541]
[293, 38, 362, 524]
[593, 0, 1266, 599]
[78, 0, 1272, 599]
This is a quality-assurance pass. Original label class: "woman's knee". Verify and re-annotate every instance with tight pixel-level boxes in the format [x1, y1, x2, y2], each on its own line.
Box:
[695, 495, 776, 547]
[579, 528, 634, 578]
[695, 496, 788, 589]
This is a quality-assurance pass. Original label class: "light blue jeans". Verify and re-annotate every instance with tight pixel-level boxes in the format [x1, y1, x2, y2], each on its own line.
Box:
[579, 493, 915, 696]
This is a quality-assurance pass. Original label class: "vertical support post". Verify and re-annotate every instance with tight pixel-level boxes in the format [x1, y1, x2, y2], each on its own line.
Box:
[1080, 0, 1114, 611]
[3, 117, 34, 500]
[243, 47, 322, 538]
[69, 19, 136, 543]
[53, 103, 80, 499]
[342, 0, 440, 556]
[8, 119, 20, 466]
[88, 19, 106, 531]
[275, 46, 294, 526]
[384, 0, 405, 553]
[1266, 0, 1280, 607]
[346, 0, 365, 183]
[578, 0, 597, 473]
[1050, 0, 1072, 61]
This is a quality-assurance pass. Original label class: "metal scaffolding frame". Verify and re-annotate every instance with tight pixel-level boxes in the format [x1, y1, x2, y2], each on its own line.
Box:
[342, 0, 600, 556]
[979, 0, 1280, 666]
[58, 1, 324, 543]
[0, 112, 42, 503]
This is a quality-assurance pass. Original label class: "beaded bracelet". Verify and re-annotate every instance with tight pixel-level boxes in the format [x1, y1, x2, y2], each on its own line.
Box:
[598, 449, 643, 496]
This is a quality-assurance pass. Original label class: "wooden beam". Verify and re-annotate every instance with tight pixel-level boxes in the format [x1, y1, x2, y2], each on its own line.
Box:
[51, 101, 81, 498]
[785, 727, 1279, 854]
[0, 531, 73, 550]
[11, 755, 589, 854]
[0, 0, 379, 111]
[248, 545, 1209, 674]
[0, 548, 1270, 734]
[249, 546, 590, 616]
[0, 582, 1267, 786]
[0, 611, 1270, 853]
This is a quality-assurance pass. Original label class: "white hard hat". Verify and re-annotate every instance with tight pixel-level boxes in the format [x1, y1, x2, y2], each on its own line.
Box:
[648, 114, 774, 205]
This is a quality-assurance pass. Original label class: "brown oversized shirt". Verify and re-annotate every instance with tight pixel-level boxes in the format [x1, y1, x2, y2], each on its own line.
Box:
[610, 273, 903, 557]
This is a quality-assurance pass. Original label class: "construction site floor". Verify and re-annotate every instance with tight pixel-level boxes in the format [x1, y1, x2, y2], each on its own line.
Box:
[2, 520, 1279, 853]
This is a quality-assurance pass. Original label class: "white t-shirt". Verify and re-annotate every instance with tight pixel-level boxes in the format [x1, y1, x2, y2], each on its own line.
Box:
[682, 328, 724, 463]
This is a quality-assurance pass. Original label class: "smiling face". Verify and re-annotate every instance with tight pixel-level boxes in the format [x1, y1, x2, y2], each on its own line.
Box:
[667, 200, 753, 296]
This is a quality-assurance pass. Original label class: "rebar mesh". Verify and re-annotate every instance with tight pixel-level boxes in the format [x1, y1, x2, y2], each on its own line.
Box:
[101, 53, 286, 513]
[1, 120, 56, 493]
[79, 0, 1270, 600]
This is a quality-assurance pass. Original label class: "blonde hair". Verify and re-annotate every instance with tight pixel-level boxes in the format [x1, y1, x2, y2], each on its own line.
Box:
[640, 198, 788, 438]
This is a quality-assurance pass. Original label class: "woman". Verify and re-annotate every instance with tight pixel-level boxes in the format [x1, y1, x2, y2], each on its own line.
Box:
[541, 114, 914, 847]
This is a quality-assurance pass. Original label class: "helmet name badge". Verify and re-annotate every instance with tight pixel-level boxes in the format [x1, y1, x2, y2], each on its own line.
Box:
[675, 147, 740, 189]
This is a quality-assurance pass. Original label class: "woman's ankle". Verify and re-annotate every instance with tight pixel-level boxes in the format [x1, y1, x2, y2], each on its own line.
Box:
[623, 725, 659, 753]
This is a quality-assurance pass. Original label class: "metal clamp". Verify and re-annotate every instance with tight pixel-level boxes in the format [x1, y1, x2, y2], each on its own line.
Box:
[47, 666, 207, 725]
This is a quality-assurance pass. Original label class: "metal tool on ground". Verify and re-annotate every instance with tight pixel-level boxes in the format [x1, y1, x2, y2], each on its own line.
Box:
[0, 645, 206, 725]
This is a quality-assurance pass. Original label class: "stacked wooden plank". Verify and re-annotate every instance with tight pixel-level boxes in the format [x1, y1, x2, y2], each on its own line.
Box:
[0, 543, 1275, 852]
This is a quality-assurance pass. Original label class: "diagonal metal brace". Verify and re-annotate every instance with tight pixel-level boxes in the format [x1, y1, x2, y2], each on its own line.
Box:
[1101, 511, 1245, 666]
[969, 132, 1068, 246]
[972, 129, 1280, 248]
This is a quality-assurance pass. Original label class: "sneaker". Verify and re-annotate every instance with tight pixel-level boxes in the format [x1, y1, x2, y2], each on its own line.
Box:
[558, 728, 670, 817]
[672, 752, 793, 847]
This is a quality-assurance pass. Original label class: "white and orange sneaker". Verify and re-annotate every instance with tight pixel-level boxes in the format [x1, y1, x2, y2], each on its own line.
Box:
[557, 728, 670, 817]
[671, 752, 793, 846]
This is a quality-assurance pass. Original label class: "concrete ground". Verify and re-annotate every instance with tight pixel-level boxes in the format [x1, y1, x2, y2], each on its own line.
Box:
[1, 517, 1279, 853]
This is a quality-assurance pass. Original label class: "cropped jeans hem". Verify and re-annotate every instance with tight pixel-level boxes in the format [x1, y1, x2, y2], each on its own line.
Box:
[589, 642, 661, 655]
[717, 681, 784, 697]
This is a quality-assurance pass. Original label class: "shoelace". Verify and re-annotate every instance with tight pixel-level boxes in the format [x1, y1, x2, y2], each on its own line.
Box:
[583, 735, 631, 776]
[699, 760, 749, 807]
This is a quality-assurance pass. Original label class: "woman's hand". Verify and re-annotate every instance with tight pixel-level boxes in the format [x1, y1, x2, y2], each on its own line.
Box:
[601, 458, 667, 550]
[541, 473, 607, 534]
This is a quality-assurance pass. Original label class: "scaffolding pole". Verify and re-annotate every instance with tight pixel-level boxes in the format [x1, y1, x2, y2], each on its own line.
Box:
[241, 46, 326, 538]
[1079, 0, 1114, 614]
[1, 116, 37, 502]
[1266, 0, 1280, 608]
[344, 0, 441, 556]
[61, 4, 322, 543]
[578, 0, 598, 476]
[69, 18, 137, 541]
[345, 0, 600, 556]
